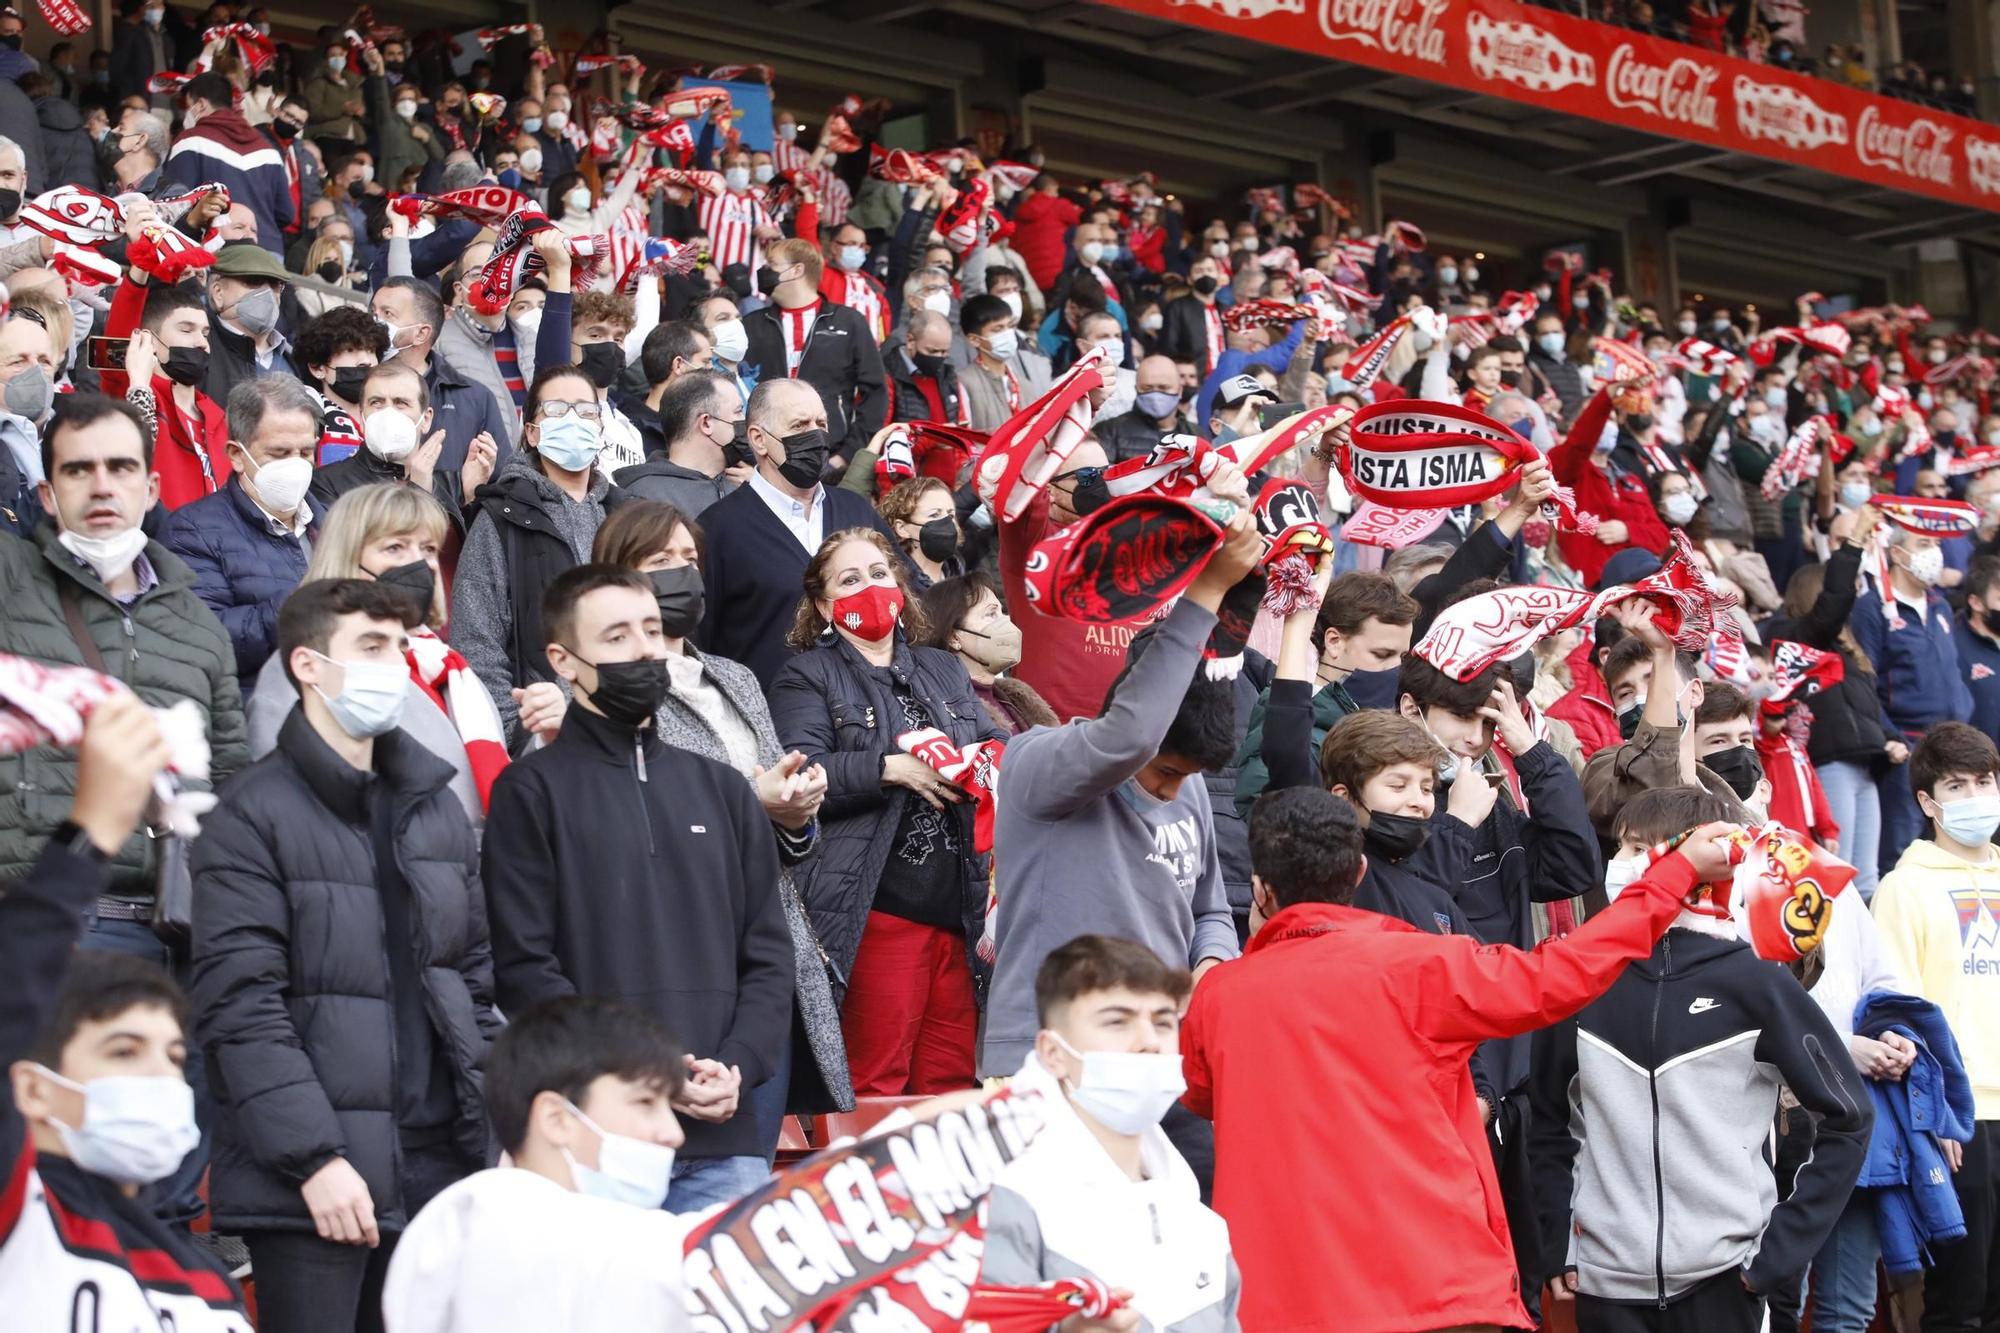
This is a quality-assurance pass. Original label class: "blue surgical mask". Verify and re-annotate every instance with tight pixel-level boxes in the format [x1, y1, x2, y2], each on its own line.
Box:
[1136, 390, 1180, 421]
[308, 650, 408, 739]
[1934, 793, 2000, 848]
[1509, 416, 1535, 439]
[1537, 332, 1565, 359]
[837, 244, 867, 272]
[559, 1099, 675, 1209]
[534, 414, 603, 473]
[521, 116, 543, 135]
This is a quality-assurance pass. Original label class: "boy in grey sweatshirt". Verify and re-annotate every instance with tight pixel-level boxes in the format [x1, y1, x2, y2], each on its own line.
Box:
[978, 515, 1262, 1076]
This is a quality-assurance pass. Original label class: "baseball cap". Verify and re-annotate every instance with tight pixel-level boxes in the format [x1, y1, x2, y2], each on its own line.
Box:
[1214, 373, 1278, 410]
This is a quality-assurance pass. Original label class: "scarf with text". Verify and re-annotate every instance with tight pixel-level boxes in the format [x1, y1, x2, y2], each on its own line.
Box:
[1334, 399, 1596, 533]
[1761, 639, 1844, 720]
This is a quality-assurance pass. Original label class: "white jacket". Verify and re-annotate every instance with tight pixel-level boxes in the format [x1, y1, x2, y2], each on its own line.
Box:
[983, 1053, 1240, 1333]
[381, 1168, 696, 1333]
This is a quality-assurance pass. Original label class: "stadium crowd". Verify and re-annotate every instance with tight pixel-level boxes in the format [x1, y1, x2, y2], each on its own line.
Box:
[1, 8, 1999, 1333]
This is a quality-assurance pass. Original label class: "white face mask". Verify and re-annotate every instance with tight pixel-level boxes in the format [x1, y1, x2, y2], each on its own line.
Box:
[309, 650, 408, 738]
[1209, 241, 1229, 259]
[565, 187, 592, 216]
[999, 291, 1023, 321]
[1602, 854, 1646, 900]
[519, 148, 543, 176]
[724, 166, 751, 192]
[240, 451, 313, 516]
[1900, 545, 1945, 587]
[53, 494, 148, 584]
[364, 408, 420, 463]
[32, 1065, 199, 1186]
[985, 328, 1019, 362]
[1079, 240, 1104, 266]
[544, 109, 568, 133]
[560, 1099, 675, 1209]
[1050, 1033, 1185, 1136]
[921, 289, 952, 316]
[1662, 492, 1698, 526]
[394, 100, 416, 120]
[510, 305, 543, 345]
[752, 163, 775, 185]
[710, 318, 748, 364]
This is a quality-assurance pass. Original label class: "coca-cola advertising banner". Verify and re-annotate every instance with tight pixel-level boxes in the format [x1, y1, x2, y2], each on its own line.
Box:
[1092, 0, 2000, 212]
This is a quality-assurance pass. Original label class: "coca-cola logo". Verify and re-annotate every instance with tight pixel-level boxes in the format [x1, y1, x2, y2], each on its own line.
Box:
[1315, 0, 1447, 65]
[1855, 106, 1956, 187]
[1970, 137, 2000, 196]
[1465, 11, 1595, 93]
[1605, 44, 1719, 130]
[1731, 76, 1848, 151]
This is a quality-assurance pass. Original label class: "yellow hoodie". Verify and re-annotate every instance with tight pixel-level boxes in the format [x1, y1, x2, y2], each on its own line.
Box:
[1873, 838, 2000, 1120]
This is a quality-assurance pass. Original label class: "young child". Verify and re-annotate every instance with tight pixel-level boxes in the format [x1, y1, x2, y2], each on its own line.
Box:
[1530, 786, 1872, 1332]
[1870, 721, 2000, 1329]
[380, 996, 693, 1331]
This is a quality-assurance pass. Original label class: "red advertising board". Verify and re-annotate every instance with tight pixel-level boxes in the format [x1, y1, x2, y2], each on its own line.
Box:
[1087, 0, 2000, 213]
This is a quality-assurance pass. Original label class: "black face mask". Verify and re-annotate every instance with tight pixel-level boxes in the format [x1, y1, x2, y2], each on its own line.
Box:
[579, 341, 624, 390]
[271, 118, 300, 141]
[1618, 699, 1644, 740]
[317, 260, 343, 283]
[1499, 369, 1523, 389]
[776, 428, 831, 488]
[1192, 275, 1219, 297]
[912, 352, 948, 379]
[1363, 810, 1431, 862]
[0, 188, 19, 219]
[916, 516, 958, 563]
[1704, 744, 1764, 801]
[330, 364, 370, 403]
[649, 565, 705, 639]
[0, 34, 21, 50]
[348, 180, 369, 200]
[571, 653, 670, 728]
[163, 345, 210, 387]
[384, 60, 404, 74]
[1063, 469, 1111, 516]
[755, 265, 782, 297]
[722, 419, 754, 470]
[373, 558, 434, 619]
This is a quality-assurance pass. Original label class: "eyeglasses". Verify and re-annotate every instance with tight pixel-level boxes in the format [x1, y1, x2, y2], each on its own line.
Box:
[537, 400, 603, 422]
[1055, 467, 1104, 489]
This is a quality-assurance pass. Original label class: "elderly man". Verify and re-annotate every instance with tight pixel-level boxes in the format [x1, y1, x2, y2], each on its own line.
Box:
[161, 377, 320, 694]
[885, 309, 965, 428]
[697, 377, 901, 685]
[1097, 354, 1192, 462]
[373, 275, 516, 472]
[0, 304, 55, 533]
[0, 134, 34, 245]
[202, 241, 296, 407]
[110, 108, 170, 193]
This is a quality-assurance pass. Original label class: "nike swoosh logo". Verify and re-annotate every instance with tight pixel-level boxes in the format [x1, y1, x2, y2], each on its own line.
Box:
[1688, 998, 1720, 1014]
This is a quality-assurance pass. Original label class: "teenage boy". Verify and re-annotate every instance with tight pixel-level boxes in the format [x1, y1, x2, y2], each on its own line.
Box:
[983, 936, 1239, 1332]
[1183, 785, 1740, 1332]
[380, 996, 692, 1331]
[1688, 681, 1773, 817]
[1581, 606, 1738, 836]
[1232, 571, 1418, 813]
[1532, 786, 1872, 1333]
[3, 695, 252, 1332]
[1871, 721, 2000, 1331]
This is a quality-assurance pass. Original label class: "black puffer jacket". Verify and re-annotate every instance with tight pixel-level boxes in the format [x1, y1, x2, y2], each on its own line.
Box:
[768, 632, 1002, 993]
[1757, 542, 1892, 769]
[191, 710, 501, 1233]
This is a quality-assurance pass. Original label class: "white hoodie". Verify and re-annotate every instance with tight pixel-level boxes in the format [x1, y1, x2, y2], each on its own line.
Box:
[381, 1167, 698, 1333]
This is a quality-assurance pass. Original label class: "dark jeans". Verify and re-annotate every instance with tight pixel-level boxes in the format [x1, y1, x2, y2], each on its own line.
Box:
[1576, 1269, 1765, 1332]
[746, 1061, 792, 1167]
[1490, 1092, 1542, 1325]
[83, 912, 210, 1227]
[1923, 1119, 1999, 1333]
[243, 1140, 466, 1333]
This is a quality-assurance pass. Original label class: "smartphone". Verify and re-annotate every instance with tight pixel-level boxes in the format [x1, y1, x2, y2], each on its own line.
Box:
[1257, 401, 1306, 429]
[88, 335, 128, 372]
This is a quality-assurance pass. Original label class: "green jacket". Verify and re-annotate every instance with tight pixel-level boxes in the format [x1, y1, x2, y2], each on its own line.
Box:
[1232, 678, 1356, 816]
[0, 526, 248, 890]
[365, 74, 444, 195]
[302, 67, 365, 141]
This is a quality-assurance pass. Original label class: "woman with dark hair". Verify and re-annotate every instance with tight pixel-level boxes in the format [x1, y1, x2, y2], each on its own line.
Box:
[590, 501, 854, 1130]
[916, 572, 1057, 735]
[768, 528, 1002, 1095]
[877, 476, 964, 591]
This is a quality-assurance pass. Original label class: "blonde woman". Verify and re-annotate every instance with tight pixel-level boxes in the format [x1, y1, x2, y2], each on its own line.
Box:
[246, 483, 565, 826]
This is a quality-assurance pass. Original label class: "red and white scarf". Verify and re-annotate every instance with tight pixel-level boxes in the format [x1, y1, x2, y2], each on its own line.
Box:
[405, 628, 507, 811]
[975, 345, 1111, 523]
[1336, 399, 1597, 533]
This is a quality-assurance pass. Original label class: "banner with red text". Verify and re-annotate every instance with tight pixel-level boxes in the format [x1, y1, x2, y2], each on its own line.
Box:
[1088, 0, 2000, 212]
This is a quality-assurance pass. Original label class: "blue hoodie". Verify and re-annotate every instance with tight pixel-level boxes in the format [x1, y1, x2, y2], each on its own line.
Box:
[1855, 991, 1978, 1275]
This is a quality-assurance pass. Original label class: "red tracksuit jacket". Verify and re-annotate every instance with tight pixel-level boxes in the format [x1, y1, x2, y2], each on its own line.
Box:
[1180, 853, 1700, 1332]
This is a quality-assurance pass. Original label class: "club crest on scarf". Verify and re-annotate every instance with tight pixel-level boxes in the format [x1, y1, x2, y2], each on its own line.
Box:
[1727, 822, 1855, 962]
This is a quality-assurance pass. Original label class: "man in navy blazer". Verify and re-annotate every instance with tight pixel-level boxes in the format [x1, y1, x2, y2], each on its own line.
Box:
[698, 379, 900, 686]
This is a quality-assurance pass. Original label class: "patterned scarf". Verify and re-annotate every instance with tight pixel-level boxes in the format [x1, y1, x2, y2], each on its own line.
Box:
[404, 627, 507, 811]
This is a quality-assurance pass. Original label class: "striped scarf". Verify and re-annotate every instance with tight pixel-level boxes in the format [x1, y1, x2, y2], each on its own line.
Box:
[405, 627, 507, 810]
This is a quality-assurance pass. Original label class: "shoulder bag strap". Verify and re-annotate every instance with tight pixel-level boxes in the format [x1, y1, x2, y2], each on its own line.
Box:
[57, 578, 109, 674]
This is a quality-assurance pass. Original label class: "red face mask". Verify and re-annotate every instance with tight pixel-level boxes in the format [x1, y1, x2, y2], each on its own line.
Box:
[829, 582, 904, 642]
